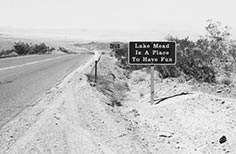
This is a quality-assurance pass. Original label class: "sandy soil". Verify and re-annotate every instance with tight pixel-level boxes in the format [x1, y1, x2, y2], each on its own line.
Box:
[124, 77, 236, 153]
[0, 54, 236, 154]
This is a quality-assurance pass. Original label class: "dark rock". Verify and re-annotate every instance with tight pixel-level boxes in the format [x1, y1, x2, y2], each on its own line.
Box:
[159, 134, 172, 138]
[219, 136, 227, 144]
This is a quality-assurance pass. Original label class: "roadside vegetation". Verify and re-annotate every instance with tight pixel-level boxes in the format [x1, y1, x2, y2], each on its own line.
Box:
[85, 56, 129, 107]
[0, 42, 75, 58]
[113, 19, 236, 85]
[0, 42, 55, 58]
[0, 49, 15, 57]
[13, 42, 54, 55]
[85, 19, 236, 107]
[86, 73, 129, 106]
[58, 47, 70, 54]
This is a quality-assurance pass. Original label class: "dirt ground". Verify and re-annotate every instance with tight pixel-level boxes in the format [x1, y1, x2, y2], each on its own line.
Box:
[0, 54, 236, 154]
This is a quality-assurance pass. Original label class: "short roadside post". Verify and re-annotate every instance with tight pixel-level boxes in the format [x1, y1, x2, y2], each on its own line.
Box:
[150, 65, 155, 104]
[128, 41, 176, 105]
[95, 60, 98, 85]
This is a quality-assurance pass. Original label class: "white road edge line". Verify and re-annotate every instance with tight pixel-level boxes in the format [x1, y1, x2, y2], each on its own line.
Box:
[0, 55, 70, 71]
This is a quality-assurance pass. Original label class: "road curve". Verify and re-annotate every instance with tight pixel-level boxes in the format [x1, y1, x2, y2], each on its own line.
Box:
[0, 54, 93, 128]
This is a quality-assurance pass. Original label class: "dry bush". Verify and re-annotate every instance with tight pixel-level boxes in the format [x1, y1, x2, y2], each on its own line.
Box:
[219, 77, 232, 86]
[13, 42, 52, 55]
[129, 70, 148, 82]
[113, 40, 216, 83]
[85, 73, 129, 107]
[112, 20, 236, 84]
[0, 50, 15, 57]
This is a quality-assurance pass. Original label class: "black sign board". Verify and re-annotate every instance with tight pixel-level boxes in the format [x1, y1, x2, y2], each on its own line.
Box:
[128, 41, 176, 65]
[110, 43, 120, 49]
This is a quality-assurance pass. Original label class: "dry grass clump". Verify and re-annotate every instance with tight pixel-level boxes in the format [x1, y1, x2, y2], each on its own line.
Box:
[85, 74, 129, 107]
[217, 76, 232, 86]
[221, 78, 232, 86]
[129, 70, 148, 82]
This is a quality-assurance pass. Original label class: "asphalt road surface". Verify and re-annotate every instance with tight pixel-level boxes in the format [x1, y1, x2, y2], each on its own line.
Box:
[0, 54, 93, 128]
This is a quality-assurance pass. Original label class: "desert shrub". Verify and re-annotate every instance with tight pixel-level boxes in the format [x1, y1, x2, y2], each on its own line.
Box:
[0, 50, 15, 57]
[113, 44, 148, 71]
[113, 36, 216, 83]
[221, 78, 232, 85]
[165, 20, 236, 82]
[113, 44, 129, 68]
[85, 73, 129, 107]
[203, 19, 236, 76]
[32, 43, 50, 54]
[13, 42, 32, 55]
[155, 51, 216, 83]
[166, 35, 195, 56]
[177, 54, 216, 82]
[13, 42, 52, 55]
[50, 47, 55, 51]
[59, 47, 70, 54]
[101, 51, 106, 55]
[156, 65, 180, 78]
[129, 70, 148, 82]
[112, 20, 236, 83]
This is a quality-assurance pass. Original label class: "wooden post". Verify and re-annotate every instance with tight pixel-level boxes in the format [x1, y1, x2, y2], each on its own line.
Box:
[95, 60, 98, 85]
[150, 65, 154, 105]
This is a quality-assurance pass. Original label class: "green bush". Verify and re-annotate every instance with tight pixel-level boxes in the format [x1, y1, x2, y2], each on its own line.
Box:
[155, 51, 216, 83]
[59, 47, 70, 54]
[85, 73, 129, 107]
[221, 78, 232, 85]
[0, 50, 14, 57]
[177, 54, 216, 83]
[156, 65, 180, 78]
[112, 20, 236, 84]
[13, 42, 52, 55]
[13, 42, 32, 55]
[113, 44, 147, 71]
[113, 44, 129, 68]
[113, 37, 216, 83]
[32, 43, 50, 54]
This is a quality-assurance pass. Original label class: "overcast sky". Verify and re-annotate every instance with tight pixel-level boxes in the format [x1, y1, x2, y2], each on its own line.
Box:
[0, 0, 236, 41]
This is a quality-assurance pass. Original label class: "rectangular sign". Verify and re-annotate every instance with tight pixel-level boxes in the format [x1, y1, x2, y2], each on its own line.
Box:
[110, 43, 120, 49]
[128, 41, 176, 65]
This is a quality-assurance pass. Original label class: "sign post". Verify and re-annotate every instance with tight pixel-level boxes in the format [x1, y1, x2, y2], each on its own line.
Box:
[128, 41, 176, 104]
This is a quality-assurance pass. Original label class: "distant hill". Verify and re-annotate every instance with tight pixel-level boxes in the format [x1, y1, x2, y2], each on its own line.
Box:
[74, 41, 126, 51]
[0, 35, 76, 51]
[74, 42, 110, 51]
[0, 37, 15, 51]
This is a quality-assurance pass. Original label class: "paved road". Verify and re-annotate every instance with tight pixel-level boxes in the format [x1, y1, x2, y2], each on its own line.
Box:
[0, 54, 93, 128]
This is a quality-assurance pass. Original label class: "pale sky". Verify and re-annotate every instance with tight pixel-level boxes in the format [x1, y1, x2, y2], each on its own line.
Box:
[0, 0, 236, 41]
